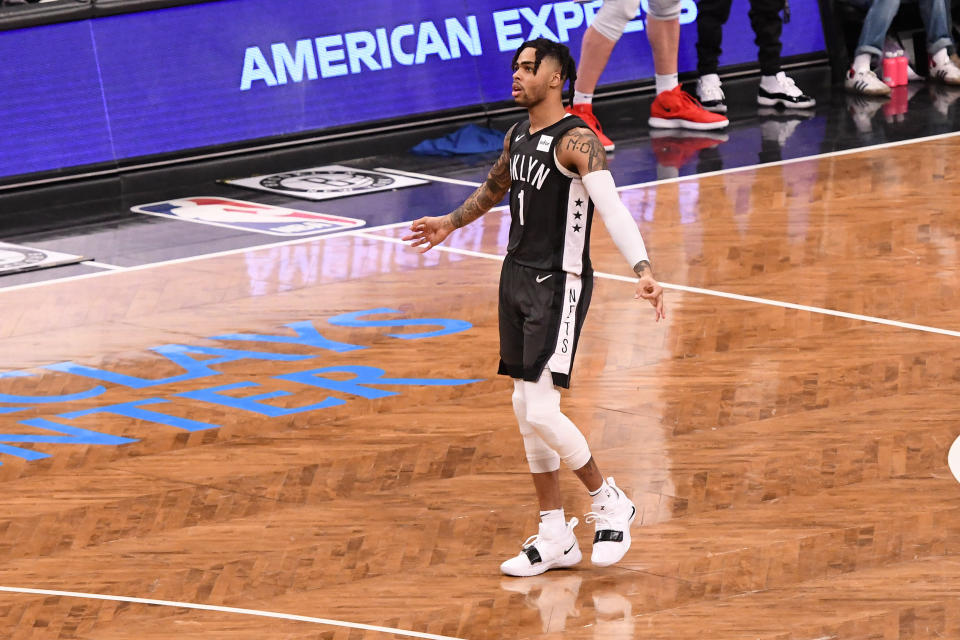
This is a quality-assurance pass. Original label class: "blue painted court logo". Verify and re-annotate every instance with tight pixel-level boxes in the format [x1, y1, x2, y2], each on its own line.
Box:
[131, 197, 366, 236]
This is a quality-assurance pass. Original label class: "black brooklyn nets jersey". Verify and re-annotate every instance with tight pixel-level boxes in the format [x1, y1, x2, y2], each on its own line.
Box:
[507, 115, 595, 276]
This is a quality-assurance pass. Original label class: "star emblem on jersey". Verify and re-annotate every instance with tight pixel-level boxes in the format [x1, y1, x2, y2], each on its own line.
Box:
[574, 211, 582, 219]
[572, 224, 582, 232]
[574, 198, 583, 207]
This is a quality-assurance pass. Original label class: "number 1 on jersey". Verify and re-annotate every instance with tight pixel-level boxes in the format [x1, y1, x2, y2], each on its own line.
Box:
[518, 190, 525, 226]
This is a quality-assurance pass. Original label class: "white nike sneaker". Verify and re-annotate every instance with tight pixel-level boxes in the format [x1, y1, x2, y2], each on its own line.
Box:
[757, 71, 816, 109]
[500, 517, 582, 577]
[585, 477, 637, 567]
[696, 73, 727, 113]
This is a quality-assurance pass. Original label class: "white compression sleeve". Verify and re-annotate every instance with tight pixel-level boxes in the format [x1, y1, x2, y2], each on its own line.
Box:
[581, 170, 649, 270]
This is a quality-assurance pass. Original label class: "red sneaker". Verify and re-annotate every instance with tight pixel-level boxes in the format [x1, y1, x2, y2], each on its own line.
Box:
[649, 85, 729, 131]
[565, 103, 615, 152]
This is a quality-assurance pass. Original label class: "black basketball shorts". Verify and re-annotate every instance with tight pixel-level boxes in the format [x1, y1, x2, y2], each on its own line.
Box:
[497, 256, 593, 389]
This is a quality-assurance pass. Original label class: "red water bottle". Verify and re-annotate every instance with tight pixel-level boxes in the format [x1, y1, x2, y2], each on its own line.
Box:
[882, 53, 898, 87]
[895, 54, 908, 86]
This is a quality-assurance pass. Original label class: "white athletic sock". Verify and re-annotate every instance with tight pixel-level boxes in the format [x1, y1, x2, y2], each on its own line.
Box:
[853, 53, 872, 73]
[539, 508, 566, 537]
[573, 90, 594, 105]
[933, 47, 950, 65]
[655, 73, 678, 94]
[589, 480, 619, 507]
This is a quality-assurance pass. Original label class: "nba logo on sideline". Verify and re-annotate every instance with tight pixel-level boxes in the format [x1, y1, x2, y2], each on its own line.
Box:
[131, 197, 366, 236]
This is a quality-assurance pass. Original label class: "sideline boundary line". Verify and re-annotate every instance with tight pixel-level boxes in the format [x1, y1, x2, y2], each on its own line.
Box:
[3, 131, 959, 295]
[0, 221, 411, 295]
[354, 231, 960, 339]
[0, 586, 465, 640]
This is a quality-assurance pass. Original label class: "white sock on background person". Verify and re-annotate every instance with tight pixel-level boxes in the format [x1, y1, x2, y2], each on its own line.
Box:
[853, 53, 872, 72]
[573, 90, 594, 105]
[655, 73, 678, 94]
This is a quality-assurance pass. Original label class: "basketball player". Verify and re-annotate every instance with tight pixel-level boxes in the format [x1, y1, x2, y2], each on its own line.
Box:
[403, 38, 664, 577]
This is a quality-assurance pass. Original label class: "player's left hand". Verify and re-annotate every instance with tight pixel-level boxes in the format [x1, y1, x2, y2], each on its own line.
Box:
[635, 275, 665, 322]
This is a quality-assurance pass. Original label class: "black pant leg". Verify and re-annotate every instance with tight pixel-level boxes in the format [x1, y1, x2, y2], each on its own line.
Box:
[696, 0, 735, 76]
[749, 0, 785, 75]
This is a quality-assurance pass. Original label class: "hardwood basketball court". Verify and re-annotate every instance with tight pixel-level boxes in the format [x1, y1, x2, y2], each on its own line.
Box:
[1, 135, 960, 639]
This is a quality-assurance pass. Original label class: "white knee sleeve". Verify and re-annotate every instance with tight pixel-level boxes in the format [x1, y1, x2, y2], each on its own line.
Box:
[512, 381, 560, 473]
[646, 0, 682, 21]
[521, 372, 592, 470]
[591, 0, 641, 42]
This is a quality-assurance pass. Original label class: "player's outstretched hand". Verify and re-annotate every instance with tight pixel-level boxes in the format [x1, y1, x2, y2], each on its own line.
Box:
[635, 274, 665, 322]
[402, 216, 454, 253]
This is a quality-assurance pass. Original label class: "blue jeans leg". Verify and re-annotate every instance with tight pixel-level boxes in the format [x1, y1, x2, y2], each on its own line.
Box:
[855, 0, 902, 60]
[918, 0, 954, 54]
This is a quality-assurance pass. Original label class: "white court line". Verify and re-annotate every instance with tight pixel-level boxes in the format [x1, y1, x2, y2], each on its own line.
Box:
[353, 230, 505, 261]
[384, 130, 960, 194]
[0, 220, 411, 295]
[354, 231, 960, 339]
[4, 130, 960, 296]
[0, 586, 465, 640]
[615, 129, 960, 192]
[81, 260, 124, 270]
[618, 279, 960, 339]
[376, 167, 486, 188]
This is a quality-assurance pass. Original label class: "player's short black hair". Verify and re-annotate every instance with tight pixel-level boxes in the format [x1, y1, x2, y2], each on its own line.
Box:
[511, 38, 578, 105]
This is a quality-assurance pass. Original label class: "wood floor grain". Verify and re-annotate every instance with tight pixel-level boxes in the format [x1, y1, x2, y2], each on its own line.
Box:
[1, 139, 959, 639]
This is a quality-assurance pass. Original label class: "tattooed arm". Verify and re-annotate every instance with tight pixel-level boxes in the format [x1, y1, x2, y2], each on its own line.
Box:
[403, 127, 514, 253]
[558, 127, 666, 321]
[556, 126, 609, 175]
[448, 141, 512, 229]
[633, 260, 653, 278]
